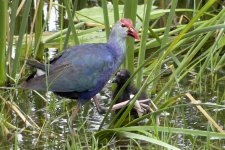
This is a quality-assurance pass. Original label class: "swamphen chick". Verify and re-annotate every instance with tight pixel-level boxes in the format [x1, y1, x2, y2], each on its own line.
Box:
[112, 69, 147, 118]
[20, 18, 139, 120]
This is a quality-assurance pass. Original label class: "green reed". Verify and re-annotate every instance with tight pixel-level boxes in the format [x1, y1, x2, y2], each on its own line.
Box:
[64, 0, 79, 45]
[7, 0, 19, 77]
[136, 0, 153, 88]
[112, 0, 119, 23]
[35, 0, 44, 60]
[0, 0, 7, 85]
[123, 0, 138, 74]
[101, 0, 110, 40]
[11, 0, 32, 79]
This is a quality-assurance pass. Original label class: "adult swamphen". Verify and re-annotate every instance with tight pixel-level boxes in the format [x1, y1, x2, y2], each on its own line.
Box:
[20, 18, 139, 120]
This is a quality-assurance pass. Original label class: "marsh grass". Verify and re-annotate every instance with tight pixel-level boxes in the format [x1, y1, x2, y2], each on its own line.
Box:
[1, 0, 225, 149]
[0, 0, 7, 85]
[35, 0, 44, 60]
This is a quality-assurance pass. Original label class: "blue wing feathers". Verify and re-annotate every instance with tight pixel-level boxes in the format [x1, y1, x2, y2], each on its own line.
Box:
[22, 43, 116, 93]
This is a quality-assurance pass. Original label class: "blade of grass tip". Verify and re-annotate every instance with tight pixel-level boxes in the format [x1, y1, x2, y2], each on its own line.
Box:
[136, 0, 153, 88]
[35, 0, 44, 60]
[11, 0, 32, 79]
[8, 0, 19, 76]
[63, 0, 79, 45]
[101, 0, 110, 40]
[124, 0, 138, 73]
[0, 0, 7, 85]
[186, 93, 225, 133]
[112, 0, 119, 22]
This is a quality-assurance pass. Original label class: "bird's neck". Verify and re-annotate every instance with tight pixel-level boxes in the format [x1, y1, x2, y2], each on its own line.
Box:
[107, 32, 126, 64]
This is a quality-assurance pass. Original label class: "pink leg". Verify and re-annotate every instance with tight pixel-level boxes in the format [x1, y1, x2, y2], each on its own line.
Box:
[92, 95, 106, 114]
[69, 104, 80, 122]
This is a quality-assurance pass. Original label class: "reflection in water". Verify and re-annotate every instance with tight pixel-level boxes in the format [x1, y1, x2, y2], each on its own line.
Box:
[43, 0, 59, 31]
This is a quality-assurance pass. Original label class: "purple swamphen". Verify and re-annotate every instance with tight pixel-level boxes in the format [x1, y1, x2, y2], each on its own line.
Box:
[20, 18, 139, 120]
[112, 69, 148, 118]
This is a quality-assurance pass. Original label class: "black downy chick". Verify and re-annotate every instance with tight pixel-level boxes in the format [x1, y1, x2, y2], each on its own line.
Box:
[112, 69, 148, 117]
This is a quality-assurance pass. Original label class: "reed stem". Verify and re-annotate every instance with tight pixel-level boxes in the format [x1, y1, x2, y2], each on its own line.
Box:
[136, 0, 153, 88]
[101, 0, 110, 40]
[35, 0, 44, 60]
[8, 0, 19, 76]
[12, 0, 32, 79]
[63, 0, 78, 49]
[112, 0, 119, 22]
[64, 0, 79, 45]
[124, 0, 138, 74]
[0, 0, 7, 85]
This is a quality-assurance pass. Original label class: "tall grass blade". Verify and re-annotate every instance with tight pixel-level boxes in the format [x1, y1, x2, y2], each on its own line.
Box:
[63, 0, 79, 45]
[0, 0, 7, 85]
[119, 131, 180, 150]
[136, 0, 153, 87]
[112, 0, 119, 22]
[63, 0, 78, 49]
[12, 0, 32, 79]
[124, 0, 138, 73]
[35, 0, 44, 60]
[101, 0, 110, 40]
[33, 0, 53, 58]
[7, 0, 19, 76]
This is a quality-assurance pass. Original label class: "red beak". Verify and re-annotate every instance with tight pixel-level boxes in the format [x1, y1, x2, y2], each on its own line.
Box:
[128, 26, 139, 40]
[120, 18, 140, 40]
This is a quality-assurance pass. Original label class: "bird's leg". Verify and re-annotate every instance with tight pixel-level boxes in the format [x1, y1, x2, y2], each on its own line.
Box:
[92, 95, 107, 114]
[69, 104, 81, 136]
[69, 103, 81, 122]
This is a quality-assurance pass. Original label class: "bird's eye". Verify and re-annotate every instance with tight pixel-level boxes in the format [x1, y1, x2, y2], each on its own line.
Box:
[121, 24, 126, 27]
